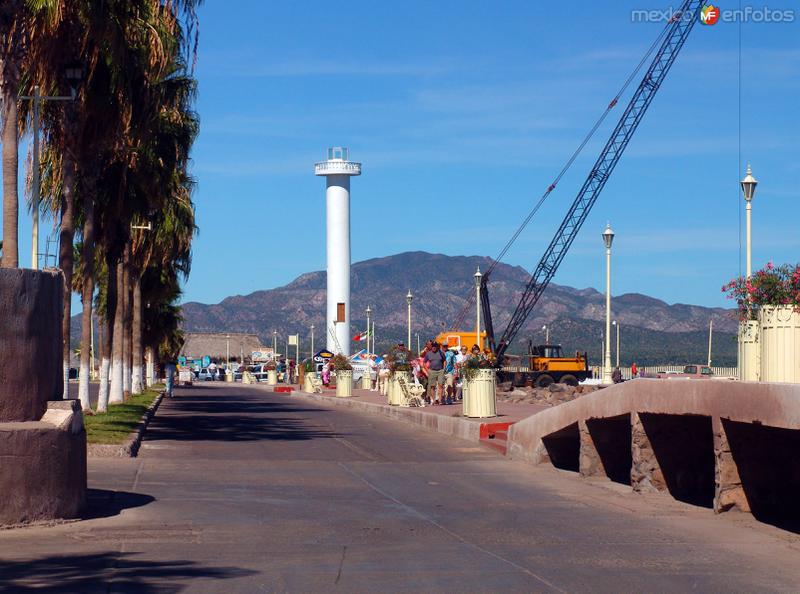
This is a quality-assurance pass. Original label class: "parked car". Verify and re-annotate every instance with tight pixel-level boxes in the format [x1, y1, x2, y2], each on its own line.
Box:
[656, 365, 714, 379]
[250, 364, 272, 382]
[198, 367, 215, 381]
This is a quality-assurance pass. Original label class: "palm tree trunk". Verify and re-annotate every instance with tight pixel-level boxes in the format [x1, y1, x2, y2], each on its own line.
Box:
[110, 257, 125, 404]
[97, 254, 117, 412]
[78, 196, 95, 410]
[123, 246, 133, 397]
[131, 273, 144, 394]
[145, 345, 155, 387]
[59, 154, 77, 399]
[1, 77, 19, 268]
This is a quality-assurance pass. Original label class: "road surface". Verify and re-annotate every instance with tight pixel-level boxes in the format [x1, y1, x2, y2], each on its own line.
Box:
[1, 383, 798, 592]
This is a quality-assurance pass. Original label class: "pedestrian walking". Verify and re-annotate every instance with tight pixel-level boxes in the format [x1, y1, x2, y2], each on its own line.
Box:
[612, 366, 623, 384]
[321, 360, 331, 386]
[631, 361, 638, 378]
[444, 344, 457, 403]
[165, 361, 176, 398]
[369, 355, 378, 391]
[424, 341, 446, 404]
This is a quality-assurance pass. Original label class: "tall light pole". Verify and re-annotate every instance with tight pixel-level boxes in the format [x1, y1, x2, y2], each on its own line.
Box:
[612, 320, 620, 368]
[273, 330, 277, 360]
[226, 334, 230, 370]
[366, 305, 372, 354]
[310, 324, 315, 358]
[602, 224, 615, 384]
[21, 66, 82, 269]
[542, 325, 549, 344]
[406, 291, 413, 351]
[741, 164, 758, 279]
[474, 267, 482, 350]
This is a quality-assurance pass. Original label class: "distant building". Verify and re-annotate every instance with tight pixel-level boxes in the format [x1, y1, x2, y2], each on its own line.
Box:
[181, 332, 267, 362]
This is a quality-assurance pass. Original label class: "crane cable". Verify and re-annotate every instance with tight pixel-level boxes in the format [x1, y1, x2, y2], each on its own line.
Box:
[449, 15, 677, 333]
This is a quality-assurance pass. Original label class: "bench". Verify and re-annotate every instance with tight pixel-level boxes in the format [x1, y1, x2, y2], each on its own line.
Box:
[395, 374, 426, 408]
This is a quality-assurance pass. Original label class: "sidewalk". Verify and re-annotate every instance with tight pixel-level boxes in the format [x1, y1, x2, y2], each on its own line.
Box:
[259, 381, 549, 445]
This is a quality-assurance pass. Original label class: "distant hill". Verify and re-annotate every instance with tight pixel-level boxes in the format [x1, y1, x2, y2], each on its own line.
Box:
[178, 252, 739, 366]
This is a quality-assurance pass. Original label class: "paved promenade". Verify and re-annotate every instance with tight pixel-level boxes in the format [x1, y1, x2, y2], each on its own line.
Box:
[1, 383, 799, 592]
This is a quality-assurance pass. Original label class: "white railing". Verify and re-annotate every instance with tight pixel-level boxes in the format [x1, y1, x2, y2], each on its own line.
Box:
[314, 160, 361, 175]
[502, 365, 739, 380]
[589, 365, 738, 380]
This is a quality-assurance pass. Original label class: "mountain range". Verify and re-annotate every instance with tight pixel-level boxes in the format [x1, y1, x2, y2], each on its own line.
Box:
[179, 252, 739, 366]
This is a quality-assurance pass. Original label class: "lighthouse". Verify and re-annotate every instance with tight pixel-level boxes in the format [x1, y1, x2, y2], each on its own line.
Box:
[315, 147, 361, 356]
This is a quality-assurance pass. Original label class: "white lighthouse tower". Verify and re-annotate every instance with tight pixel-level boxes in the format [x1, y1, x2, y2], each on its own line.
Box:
[315, 147, 361, 356]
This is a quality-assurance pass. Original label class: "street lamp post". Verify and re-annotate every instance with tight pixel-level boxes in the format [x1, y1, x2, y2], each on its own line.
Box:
[366, 306, 372, 354]
[741, 164, 758, 279]
[21, 65, 83, 269]
[542, 325, 549, 344]
[273, 330, 277, 360]
[602, 224, 615, 384]
[226, 334, 230, 370]
[310, 324, 315, 358]
[612, 320, 620, 368]
[474, 267, 482, 350]
[406, 291, 413, 352]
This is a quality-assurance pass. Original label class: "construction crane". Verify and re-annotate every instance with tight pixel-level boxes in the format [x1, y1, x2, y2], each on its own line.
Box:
[442, 0, 705, 385]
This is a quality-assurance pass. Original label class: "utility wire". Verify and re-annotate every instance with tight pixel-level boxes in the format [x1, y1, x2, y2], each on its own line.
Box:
[450, 19, 674, 332]
[738, 0, 743, 278]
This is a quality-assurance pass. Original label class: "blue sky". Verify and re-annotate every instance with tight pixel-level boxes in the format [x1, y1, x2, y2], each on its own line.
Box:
[15, 1, 800, 310]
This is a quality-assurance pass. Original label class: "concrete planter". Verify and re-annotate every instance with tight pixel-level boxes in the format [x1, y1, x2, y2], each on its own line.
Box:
[267, 369, 277, 385]
[759, 306, 800, 383]
[303, 372, 317, 393]
[361, 374, 372, 390]
[388, 371, 410, 406]
[336, 370, 353, 397]
[738, 320, 760, 381]
[463, 369, 497, 418]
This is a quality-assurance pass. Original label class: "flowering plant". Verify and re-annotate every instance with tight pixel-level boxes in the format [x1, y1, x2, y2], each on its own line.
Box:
[331, 354, 353, 371]
[460, 354, 495, 381]
[722, 262, 800, 320]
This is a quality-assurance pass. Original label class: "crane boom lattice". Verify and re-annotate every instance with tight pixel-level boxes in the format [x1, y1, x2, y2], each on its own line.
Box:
[492, 0, 704, 361]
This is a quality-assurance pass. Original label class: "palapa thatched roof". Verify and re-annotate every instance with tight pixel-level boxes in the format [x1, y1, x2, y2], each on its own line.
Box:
[181, 332, 267, 360]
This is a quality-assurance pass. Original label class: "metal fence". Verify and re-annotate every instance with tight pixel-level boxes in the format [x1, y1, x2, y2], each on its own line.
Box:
[589, 365, 738, 380]
[501, 365, 739, 380]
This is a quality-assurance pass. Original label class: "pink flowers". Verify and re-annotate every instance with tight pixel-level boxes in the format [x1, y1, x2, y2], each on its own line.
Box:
[723, 262, 800, 321]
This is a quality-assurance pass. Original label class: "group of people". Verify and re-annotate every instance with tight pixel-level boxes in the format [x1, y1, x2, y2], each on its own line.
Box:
[612, 361, 639, 384]
[368, 341, 491, 405]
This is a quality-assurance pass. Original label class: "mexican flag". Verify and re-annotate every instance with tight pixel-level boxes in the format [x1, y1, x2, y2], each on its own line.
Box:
[353, 329, 371, 342]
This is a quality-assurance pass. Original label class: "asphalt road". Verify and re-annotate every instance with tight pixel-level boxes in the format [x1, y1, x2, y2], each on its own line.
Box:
[2, 383, 799, 593]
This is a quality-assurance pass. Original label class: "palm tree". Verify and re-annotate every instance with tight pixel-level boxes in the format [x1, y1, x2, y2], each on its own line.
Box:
[0, 2, 27, 268]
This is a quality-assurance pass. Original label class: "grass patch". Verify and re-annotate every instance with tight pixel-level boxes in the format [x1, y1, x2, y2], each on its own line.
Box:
[84, 385, 164, 444]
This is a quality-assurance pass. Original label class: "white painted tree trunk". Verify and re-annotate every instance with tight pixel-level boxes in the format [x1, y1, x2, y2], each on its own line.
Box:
[110, 350, 124, 404]
[97, 356, 111, 412]
[131, 365, 143, 394]
[78, 360, 91, 410]
[145, 346, 155, 387]
[62, 363, 70, 400]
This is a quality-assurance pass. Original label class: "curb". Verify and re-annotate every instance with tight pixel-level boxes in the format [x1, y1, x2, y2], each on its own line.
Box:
[87, 391, 165, 458]
[282, 389, 483, 443]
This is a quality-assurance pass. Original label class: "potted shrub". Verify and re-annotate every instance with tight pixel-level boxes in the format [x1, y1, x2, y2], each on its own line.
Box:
[264, 360, 278, 385]
[384, 346, 413, 406]
[724, 262, 800, 383]
[461, 355, 497, 418]
[302, 358, 317, 393]
[331, 354, 353, 397]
